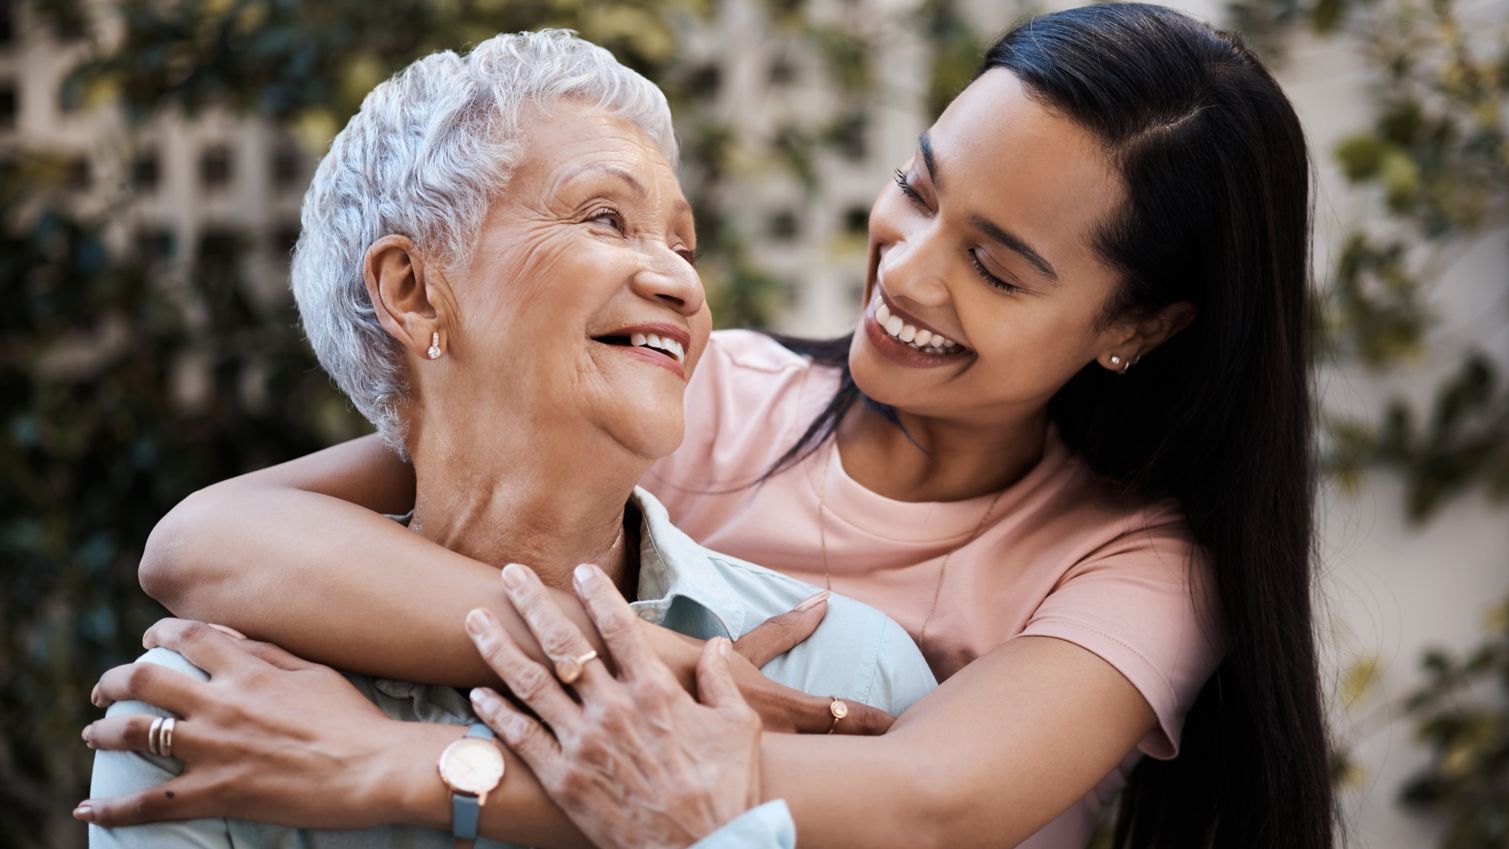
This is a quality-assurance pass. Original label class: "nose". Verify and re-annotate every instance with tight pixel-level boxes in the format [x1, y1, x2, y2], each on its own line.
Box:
[631, 251, 706, 317]
[876, 224, 951, 309]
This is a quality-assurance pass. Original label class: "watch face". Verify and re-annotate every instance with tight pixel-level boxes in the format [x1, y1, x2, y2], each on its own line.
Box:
[439, 737, 506, 795]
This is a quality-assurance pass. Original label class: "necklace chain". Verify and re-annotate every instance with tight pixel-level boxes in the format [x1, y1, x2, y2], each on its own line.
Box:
[816, 439, 1007, 643]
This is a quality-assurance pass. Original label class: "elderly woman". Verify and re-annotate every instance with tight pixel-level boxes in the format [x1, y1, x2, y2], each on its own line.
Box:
[84, 30, 934, 849]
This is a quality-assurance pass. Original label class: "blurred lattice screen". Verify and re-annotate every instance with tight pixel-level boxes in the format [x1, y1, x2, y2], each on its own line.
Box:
[1, 1, 1504, 847]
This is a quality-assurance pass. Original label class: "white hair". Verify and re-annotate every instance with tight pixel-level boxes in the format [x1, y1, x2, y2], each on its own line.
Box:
[291, 30, 678, 453]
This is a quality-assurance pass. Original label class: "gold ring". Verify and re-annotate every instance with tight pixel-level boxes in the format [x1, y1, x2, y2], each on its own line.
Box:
[160, 717, 176, 758]
[553, 649, 600, 685]
[826, 697, 849, 734]
[148, 716, 164, 756]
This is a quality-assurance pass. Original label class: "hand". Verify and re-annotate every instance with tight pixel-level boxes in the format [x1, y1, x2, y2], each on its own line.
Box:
[75, 619, 415, 828]
[652, 594, 895, 735]
[466, 562, 761, 849]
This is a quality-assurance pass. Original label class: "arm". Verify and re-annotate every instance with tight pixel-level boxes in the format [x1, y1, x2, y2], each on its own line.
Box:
[141, 436, 891, 734]
[79, 598, 1151, 849]
[140, 434, 574, 687]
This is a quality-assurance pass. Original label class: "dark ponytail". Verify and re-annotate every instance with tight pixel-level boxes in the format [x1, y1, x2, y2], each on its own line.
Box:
[766, 5, 1335, 847]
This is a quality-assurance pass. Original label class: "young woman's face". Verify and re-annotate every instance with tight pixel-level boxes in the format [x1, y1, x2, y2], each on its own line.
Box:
[851, 68, 1130, 426]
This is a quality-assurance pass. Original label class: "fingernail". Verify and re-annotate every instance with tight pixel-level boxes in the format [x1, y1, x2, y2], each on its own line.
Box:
[795, 591, 830, 612]
[465, 608, 494, 637]
[574, 563, 595, 585]
[90, 685, 101, 707]
[501, 563, 526, 589]
[73, 804, 93, 822]
[82, 724, 93, 747]
[715, 636, 731, 658]
[470, 687, 499, 713]
[142, 632, 156, 649]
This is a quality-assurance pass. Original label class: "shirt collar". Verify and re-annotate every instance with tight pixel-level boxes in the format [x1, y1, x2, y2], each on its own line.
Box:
[629, 487, 747, 640]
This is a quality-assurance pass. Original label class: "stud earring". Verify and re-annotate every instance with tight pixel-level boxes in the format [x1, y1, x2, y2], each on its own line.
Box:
[427, 332, 441, 360]
[1109, 354, 1123, 368]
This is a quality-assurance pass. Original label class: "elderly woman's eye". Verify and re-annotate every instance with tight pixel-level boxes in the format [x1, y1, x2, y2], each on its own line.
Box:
[588, 207, 626, 233]
[676, 248, 698, 267]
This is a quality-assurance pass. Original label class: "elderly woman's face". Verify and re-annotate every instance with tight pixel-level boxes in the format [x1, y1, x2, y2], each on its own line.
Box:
[439, 103, 709, 461]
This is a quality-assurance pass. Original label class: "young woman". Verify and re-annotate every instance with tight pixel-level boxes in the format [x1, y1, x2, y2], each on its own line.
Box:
[88, 5, 1335, 847]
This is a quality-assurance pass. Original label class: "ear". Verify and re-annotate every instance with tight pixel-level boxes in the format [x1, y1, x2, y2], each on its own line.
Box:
[1097, 300, 1195, 372]
[362, 235, 454, 358]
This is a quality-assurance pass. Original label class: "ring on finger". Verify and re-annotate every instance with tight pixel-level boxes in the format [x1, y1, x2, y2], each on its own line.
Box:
[161, 717, 176, 758]
[552, 649, 600, 685]
[148, 716, 164, 756]
[826, 697, 849, 734]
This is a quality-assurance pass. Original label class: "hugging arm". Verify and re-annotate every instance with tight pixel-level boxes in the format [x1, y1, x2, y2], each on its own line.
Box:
[139, 434, 553, 687]
[139, 435, 876, 731]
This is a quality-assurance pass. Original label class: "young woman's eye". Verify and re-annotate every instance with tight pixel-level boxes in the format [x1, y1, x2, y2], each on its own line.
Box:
[969, 250, 1024, 294]
[894, 169, 928, 209]
[588, 207, 626, 233]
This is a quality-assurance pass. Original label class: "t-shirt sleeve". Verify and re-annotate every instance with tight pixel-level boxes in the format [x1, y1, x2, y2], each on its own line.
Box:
[1018, 511, 1223, 759]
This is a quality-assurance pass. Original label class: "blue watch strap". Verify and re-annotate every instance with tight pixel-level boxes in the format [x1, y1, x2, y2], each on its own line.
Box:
[451, 723, 496, 841]
[453, 793, 481, 842]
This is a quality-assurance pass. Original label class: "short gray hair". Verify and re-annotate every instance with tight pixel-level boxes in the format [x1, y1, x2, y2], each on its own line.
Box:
[292, 30, 678, 452]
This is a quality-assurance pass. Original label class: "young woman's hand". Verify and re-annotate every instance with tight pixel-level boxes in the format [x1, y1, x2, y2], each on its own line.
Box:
[74, 620, 429, 829]
[642, 593, 896, 735]
[465, 562, 762, 849]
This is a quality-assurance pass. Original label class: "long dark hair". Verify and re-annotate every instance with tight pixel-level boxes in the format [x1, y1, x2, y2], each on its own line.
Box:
[764, 5, 1335, 848]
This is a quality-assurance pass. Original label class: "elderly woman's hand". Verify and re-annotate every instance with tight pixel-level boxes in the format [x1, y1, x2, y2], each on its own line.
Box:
[466, 562, 763, 849]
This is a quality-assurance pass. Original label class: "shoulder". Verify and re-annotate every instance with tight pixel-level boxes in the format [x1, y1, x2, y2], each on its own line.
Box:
[651, 332, 838, 492]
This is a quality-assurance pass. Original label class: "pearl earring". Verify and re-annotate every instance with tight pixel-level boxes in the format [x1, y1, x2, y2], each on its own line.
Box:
[427, 332, 441, 360]
[1109, 354, 1122, 368]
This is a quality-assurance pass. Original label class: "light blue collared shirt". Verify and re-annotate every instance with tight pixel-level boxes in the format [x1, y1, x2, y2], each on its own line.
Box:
[90, 489, 937, 848]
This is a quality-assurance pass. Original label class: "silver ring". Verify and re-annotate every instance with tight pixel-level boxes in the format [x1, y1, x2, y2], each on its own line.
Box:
[160, 717, 176, 758]
[148, 716, 164, 756]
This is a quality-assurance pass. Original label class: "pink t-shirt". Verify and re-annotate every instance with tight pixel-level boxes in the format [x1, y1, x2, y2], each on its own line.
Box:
[645, 330, 1224, 848]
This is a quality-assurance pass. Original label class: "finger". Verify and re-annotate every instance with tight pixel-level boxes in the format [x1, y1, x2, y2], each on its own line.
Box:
[734, 592, 829, 668]
[571, 563, 657, 676]
[500, 563, 609, 687]
[470, 686, 561, 769]
[81, 714, 187, 759]
[694, 637, 747, 710]
[830, 700, 895, 736]
[140, 619, 258, 675]
[231, 637, 320, 671]
[94, 663, 203, 714]
[465, 608, 580, 729]
[75, 774, 216, 827]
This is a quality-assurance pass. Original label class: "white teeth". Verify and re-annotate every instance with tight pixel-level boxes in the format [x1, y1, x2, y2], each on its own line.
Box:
[914, 329, 932, 346]
[899, 324, 917, 343]
[884, 315, 904, 336]
[626, 331, 685, 364]
[874, 296, 963, 353]
[876, 301, 892, 324]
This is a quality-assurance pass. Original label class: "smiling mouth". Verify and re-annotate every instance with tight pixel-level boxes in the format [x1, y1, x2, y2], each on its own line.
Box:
[869, 291, 969, 354]
[591, 332, 686, 364]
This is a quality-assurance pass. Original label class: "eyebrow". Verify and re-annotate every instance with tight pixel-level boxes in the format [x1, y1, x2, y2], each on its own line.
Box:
[561, 163, 649, 199]
[918, 131, 1060, 284]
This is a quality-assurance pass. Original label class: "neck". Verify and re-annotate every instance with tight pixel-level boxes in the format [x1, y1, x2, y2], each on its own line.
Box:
[406, 425, 645, 591]
[837, 402, 1048, 502]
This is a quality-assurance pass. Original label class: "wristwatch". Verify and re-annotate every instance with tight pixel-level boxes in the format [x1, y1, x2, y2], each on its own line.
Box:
[437, 723, 506, 843]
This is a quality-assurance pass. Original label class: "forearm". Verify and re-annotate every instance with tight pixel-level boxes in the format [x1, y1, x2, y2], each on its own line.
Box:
[143, 483, 633, 686]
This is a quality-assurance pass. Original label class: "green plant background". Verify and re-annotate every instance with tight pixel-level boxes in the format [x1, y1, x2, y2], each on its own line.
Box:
[2, 0, 1504, 847]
